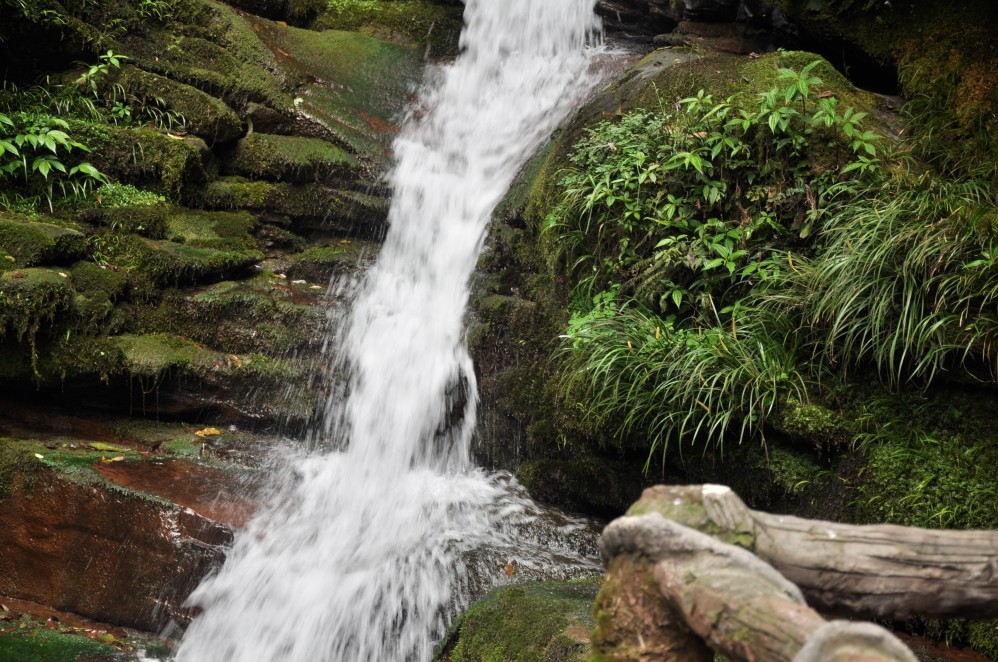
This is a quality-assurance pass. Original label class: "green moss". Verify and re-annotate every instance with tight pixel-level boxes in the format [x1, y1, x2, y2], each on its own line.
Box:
[80, 204, 172, 239]
[0, 439, 39, 500]
[758, 446, 830, 498]
[69, 122, 208, 198]
[163, 277, 323, 355]
[164, 209, 257, 252]
[114, 235, 261, 287]
[437, 578, 599, 662]
[851, 388, 998, 530]
[91, 183, 166, 208]
[0, 268, 74, 346]
[0, 626, 131, 662]
[0, 213, 86, 270]
[224, 133, 358, 183]
[313, 1, 463, 57]
[115, 64, 244, 143]
[770, 398, 854, 451]
[113, 332, 298, 383]
[285, 241, 375, 282]
[124, 32, 291, 111]
[190, 177, 348, 220]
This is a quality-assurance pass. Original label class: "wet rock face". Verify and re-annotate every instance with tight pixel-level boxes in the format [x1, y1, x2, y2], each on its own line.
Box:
[596, 0, 743, 32]
[0, 470, 229, 631]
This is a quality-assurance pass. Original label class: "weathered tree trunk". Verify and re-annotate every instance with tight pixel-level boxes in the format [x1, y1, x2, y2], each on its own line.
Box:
[627, 484, 998, 619]
[600, 513, 918, 662]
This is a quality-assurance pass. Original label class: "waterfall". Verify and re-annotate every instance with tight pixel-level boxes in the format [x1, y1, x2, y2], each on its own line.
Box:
[174, 2, 604, 660]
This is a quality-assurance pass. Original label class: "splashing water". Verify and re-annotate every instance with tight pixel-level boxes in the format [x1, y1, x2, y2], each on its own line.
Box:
[175, 2, 604, 660]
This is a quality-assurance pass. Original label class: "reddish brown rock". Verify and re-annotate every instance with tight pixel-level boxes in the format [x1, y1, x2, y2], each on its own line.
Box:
[0, 469, 230, 631]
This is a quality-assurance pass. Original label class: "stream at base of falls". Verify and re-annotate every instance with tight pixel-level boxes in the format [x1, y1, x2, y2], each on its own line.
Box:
[174, 2, 608, 660]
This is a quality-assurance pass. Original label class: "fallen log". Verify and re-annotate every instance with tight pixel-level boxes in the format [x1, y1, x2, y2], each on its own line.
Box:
[627, 484, 998, 619]
[599, 513, 918, 662]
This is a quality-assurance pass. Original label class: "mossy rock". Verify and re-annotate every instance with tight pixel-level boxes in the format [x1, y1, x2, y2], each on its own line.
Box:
[0, 213, 86, 270]
[70, 261, 129, 302]
[79, 204, 172, 239]
[223, 133, 358, 184]
[120, 27, 292, 113]
[0, 269, 74, 345]
[162, 208, 258, 252]
[190, 178, 388, 235]
[253, 25, 422, 163]
[138, 277, 325, 356]
[69, 122, 211, 198]
[113, 235, 261, 287]
[284, 241, 378, 283]
[313, 0, 464, 57]
[113, 333, 297, 384]
[436, 578, 600, 662]
[115, 65, 244, 144]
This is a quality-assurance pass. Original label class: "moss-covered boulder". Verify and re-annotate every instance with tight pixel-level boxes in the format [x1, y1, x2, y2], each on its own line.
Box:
[0, 268, 74, 348]
[223, 133, 359, 183]
[471, 49, 882, 508]
[139, 276, 326, 356]
[284, 240, 379, 283]
[115, 65, 244, 144]
[69, 122, 212, 198]
[119, 0, 294, 113]
[246, 25, 423, 165]
[435, 578, 600, 662]
[112, 236, 260, 287]
[0, 213, 86, 271]
[190, 178, 389, 237]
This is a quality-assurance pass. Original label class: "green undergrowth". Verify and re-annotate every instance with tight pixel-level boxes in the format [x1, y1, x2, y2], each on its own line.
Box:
[848, 387, 998, 530]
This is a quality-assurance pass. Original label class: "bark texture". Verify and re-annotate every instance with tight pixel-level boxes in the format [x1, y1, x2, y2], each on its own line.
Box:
[600, 512, 918, 662]
[628, 484, 998, 619]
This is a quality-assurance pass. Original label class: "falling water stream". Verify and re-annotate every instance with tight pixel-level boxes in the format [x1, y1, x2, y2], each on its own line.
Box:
[175, 2, 605, 660]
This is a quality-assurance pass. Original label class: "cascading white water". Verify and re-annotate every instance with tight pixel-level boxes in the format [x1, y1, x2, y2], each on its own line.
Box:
[175, 2, 604, 660]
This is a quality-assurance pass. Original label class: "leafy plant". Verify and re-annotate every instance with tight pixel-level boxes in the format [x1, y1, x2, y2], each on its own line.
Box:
[0, 111, 107, 211]
[545, 60, 881, 323]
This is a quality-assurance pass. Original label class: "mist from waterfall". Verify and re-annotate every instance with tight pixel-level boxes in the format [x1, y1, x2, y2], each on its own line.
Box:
[175, 2, 605, 660]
